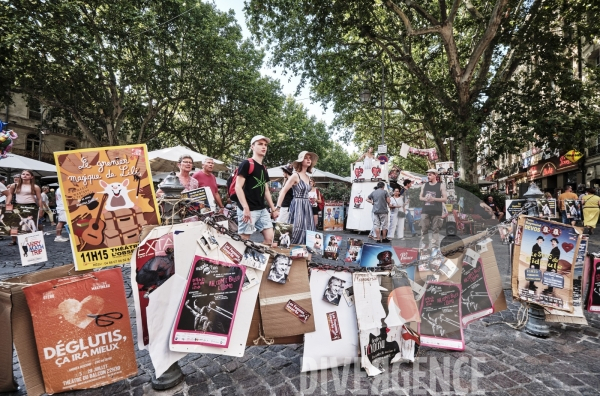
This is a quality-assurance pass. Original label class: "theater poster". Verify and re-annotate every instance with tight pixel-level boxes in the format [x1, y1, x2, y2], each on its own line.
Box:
[22, 268, 137, 394]
[54, 145, 161, 270]
[171, 256, 245, 349]
[511, 216, 580, 313]
[418, 282, 464, 351]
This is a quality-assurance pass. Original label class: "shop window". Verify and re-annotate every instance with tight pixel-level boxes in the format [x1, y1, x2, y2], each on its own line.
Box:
[65, 141, 77, 151]
[26, 134, 40, 153]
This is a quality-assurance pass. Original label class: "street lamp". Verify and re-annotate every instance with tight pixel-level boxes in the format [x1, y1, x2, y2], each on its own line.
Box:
[443, 137, 455, 163]
[358, 59, 385, 145]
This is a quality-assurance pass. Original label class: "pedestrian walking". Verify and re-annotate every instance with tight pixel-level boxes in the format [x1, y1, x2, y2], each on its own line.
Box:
[388, 188, 406, 239]
[54, 187, 69, 242]
[192, 157, 226, 212]
[276, 165, 294, 223]
[277, 151, 318, 244]
[307, 178, 323, 228]
[419, 169, 447, 248]
[366, 181, 391, 243]
[235, 135, 279, 243]
[558, 185, 578, 226]
[6, 170, 43, 245]
[582, 188, 600, 234]
[402, 179, 417, 237]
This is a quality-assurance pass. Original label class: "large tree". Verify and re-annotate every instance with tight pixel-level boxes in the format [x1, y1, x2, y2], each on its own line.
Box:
[246, 0, 600, 182]
[2, 0, 283, 159]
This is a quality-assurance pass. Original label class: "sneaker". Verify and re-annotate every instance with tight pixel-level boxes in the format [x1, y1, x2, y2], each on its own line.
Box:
[54, 236, 69, 242]
[382, 238, 391, 243]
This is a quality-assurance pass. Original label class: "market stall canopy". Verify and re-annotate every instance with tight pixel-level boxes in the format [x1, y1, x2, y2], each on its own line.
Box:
[268, 167, 350, 184]
[0, 153, 57, 176]
[152, 171, 227, 187]
[148, 146, 228, 173]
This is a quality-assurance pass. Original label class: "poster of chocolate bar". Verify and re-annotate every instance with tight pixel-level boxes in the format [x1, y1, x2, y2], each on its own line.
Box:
[460, 249, 494, 326]
[171, 256, 245, 348]
[418, 282, 464, 351]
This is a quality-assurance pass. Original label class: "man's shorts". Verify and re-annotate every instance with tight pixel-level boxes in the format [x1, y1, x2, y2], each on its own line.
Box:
[237, 208, 273, 235]
[57, 209, 67, 223]
[373, 213, 389, 229]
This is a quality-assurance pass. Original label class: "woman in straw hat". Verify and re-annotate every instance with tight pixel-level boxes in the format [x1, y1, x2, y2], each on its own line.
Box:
[276, 151, 318, 244]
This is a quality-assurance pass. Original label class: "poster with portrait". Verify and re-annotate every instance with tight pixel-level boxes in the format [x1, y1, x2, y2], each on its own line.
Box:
[511, 216, 580, 312]
[22, 268, 137, 394]
[54, 145, 161, 270]
[0, 203, 39, 236]
[359, 243, 399, 268]
[17, 231, 48, 266]
[323, 201, 344, 231]
[460, 249, 494, 326]
[323, 234, 342, 260]
[344, 238, 363, 262]
[306, 230, 324, 255]
[171, 256, 245, 348]
[272, 222, 293, 248]
[418, 282, 464, 351]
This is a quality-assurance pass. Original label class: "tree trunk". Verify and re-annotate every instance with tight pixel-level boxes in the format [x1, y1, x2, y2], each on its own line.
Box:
[458, 140, 478, 184]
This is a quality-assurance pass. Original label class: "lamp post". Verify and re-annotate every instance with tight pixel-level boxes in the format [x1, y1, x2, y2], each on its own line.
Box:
[358, 59, 385, 145]
[443, 137, 455, 163]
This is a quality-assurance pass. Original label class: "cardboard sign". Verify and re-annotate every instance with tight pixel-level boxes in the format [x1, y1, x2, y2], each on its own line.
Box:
[22, 268, 137, 394]
[54, 145, 160, 270]
[17, 231, 48, 266]
[511, 216, 580, 312]
[171, 256, 245, 348]
[418, 282, 465, 351]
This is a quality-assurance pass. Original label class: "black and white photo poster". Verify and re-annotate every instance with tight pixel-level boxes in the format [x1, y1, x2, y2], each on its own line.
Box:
[418, 282, 464, 351]
[171, 256, 245, 348]
[460, 249, 493, 326]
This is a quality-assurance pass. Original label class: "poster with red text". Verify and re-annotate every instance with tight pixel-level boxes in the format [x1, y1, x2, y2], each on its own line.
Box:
[171, 256, 245, 349]
[22, 268, 137, 394]
[418, 282, 464, 351]
[54, 145, 160, 270]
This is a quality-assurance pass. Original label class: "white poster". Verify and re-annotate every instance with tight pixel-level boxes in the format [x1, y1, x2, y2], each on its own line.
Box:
[17, 231, 48, 266]
[400, 143, 409, 158]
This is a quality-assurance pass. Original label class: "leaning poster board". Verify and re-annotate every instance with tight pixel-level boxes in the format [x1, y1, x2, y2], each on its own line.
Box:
[54, 145, 161, 270]
[511, 216, 581, 312]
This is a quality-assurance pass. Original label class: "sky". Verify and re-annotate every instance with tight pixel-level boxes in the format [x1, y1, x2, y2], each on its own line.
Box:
[212, 0, 336, 128]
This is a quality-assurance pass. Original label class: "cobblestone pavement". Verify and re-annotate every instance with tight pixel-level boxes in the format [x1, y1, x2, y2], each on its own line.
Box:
[2, 224, 600, 395]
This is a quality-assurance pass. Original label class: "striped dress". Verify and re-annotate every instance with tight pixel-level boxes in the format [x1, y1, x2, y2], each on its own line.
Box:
[288, 179, 315, 244]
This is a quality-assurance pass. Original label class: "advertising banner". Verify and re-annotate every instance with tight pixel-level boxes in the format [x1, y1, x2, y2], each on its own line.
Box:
[54, 145, 160, 270]
[22, 268, 137, 394]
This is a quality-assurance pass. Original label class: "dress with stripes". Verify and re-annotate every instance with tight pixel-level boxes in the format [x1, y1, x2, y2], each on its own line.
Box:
[288, 178, 315, 244]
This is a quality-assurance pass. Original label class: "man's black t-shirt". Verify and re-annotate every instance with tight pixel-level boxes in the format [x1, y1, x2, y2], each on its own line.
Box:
[236, 159, 270, 211]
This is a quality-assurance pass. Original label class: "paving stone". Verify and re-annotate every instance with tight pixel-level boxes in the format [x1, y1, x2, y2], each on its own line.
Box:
[273, 382, 298, 396]
[504, 370, 532, 384]
[553, 374, 585, 387]
[188, 382, 210, 395]
[488, 373, 519, 389]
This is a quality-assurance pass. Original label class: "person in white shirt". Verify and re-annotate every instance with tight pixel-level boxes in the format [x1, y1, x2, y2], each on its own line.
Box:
[54, 188, 69, 242]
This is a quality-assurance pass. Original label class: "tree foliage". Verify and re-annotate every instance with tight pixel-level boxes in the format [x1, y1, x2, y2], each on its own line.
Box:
[246, 0, 600, 182]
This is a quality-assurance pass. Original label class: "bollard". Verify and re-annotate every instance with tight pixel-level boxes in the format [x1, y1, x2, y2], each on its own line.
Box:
[151, 362, 184, 390]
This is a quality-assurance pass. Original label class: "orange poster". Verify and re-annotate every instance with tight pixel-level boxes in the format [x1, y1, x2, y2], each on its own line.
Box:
[22, 268, 138, 394]
[54, 145, 160, 270]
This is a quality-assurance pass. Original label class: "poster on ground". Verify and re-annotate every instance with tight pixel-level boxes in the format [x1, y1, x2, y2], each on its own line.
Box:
[171, 256, 245, 348]
[418, 282, 464, 351]
[460, 249, 494, 326]
[54, 145, 160, 270]
[511, 216, 580, 312]
[323, 201, 344, 231]
[22, 268, 137, 394]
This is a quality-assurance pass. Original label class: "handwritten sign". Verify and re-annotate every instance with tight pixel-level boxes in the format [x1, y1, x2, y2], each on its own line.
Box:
[54, 145, 160, 270]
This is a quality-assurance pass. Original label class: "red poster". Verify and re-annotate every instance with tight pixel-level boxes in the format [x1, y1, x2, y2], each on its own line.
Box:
[22, 268, 137, 394]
